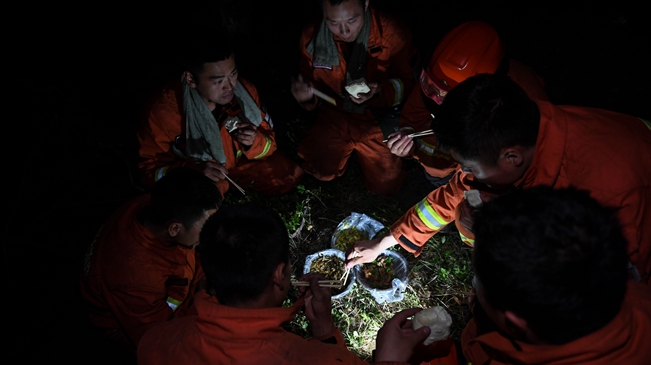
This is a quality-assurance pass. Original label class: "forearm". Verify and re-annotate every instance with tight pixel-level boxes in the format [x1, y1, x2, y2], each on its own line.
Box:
[241, 127, 277, 159]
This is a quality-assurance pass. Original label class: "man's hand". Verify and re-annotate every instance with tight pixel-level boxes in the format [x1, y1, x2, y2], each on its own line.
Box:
[386, 131, 415, 158]
[374, 308, 431, 363]
[344, 233, 398, 270]
[458, 191, 496, 234]
[350, 82, 380, 104]
[232, 122, 258, 148]
[299, 273, 335, 339]
[184, 160, 228, 183]
[291, 74, 314, 103]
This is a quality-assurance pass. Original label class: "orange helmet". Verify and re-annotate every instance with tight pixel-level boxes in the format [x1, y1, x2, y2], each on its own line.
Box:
[421, 21, 505, 104]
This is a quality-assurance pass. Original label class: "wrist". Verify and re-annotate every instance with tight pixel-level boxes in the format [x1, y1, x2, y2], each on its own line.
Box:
[310, 317, 336, 340]
[379, 234, 399, 251]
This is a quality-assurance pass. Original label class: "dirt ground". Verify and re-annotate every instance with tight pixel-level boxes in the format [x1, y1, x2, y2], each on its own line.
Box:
[5, 0, 649, 363]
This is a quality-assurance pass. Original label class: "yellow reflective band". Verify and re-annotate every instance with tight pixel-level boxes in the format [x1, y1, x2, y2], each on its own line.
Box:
[166, 296, 182, 311]
[253, 135, 272, 159]
[458, 232, 475, 248]
[389, 78, 404, 106]
[638, 117, 651, 131]
[415, 198, 448, 230]
[155, 166, 169, 182]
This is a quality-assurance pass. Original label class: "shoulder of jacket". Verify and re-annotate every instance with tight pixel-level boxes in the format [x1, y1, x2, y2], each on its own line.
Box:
[300, 16, 324, 47]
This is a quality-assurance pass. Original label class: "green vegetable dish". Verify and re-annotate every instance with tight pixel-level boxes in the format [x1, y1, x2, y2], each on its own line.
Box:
[360, 255, 396, 289]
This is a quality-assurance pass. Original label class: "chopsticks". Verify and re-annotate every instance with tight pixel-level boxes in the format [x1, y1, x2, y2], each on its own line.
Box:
[406, 129, 434, 138]
[311, 87, 337, 106]
[223, 174, 246, 195]
[339, 268, 350, 286]
[292, 280, 343, 288]
[383, 129, 434, 143]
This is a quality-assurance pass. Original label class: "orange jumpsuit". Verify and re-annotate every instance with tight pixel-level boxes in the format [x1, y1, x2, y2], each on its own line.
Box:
[297, 7, 418, 195]
[138, 78, 303, 196]
[399, 60, 549, 179]
[137, 291, 407, 365]
[461, 281, 651, 364]
[391, 101, 651, 282]
[80, 194, 202, 349]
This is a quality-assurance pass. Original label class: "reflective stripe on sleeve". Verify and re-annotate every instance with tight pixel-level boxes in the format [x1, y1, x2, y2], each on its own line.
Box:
[389, 78, 404, 106]
[265, 112, 274, 129]
[458, 231, 475, 248]
[638, 117, 651, 131]
[155, 166, 169, 182]
[415, 198, 448, 231]
[166, 296, 182, 312]
[253, 135, 272, 159]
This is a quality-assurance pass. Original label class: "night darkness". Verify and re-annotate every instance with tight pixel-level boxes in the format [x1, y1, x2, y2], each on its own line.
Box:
[6, 1, 650, 363]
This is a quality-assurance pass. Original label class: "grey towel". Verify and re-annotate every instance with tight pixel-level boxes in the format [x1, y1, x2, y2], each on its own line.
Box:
[233, 81, 263, 128]
[183, 76, 226, 164]
[184, 78, 262, 164]
[306, 9, 371, 68]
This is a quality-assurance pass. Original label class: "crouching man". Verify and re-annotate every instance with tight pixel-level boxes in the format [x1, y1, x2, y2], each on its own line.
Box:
[138, 203, 430, 364]
[463, 186, 651, 364]
[80, 168, 222, 350]
[138, 32, 303, 197]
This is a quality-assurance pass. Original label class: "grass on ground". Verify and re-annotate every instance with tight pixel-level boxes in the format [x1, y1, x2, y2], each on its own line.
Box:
[223, 154, 473, 361]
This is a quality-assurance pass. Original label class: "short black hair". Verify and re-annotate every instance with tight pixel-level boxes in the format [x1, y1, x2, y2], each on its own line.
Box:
[182, 30, 235, 79]
[473, 186, 629, 344]
[199, 203, 289, 306]
[148, 169, 222, 228]
[433, 74, 540, 167]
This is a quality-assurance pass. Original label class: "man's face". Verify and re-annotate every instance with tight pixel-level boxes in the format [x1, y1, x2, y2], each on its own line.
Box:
[191, 55, 238, 108]
[176, 209, 218, 249]
[451, 150, 519, 191]
[323, 0, 368, 43]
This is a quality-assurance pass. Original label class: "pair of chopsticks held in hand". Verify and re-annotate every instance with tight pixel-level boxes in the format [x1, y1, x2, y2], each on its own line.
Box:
[223, 174, 245, 195]
[291, 76, 338, 106]
[382, 113, 436, 143]
[292, 267, 351, 289]
[291, 280, 343, 288]
[383, 129, 434, 143]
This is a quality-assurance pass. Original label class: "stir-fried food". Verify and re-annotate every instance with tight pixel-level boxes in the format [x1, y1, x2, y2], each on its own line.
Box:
[309, 255, 349, 293]
[360, 255, 396, 289]
[334, 227, 369, 251]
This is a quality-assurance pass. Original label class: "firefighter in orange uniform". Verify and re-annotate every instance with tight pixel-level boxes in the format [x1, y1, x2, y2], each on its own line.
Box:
[387, 21, 549, 188]
[462, 187, 651, 365]
[80, 169, 222, 350]
[138, 203, 430, 364]
[138, 36, 303, 197]
[346, 74, 651, 284]
[291, 0, 418, 196]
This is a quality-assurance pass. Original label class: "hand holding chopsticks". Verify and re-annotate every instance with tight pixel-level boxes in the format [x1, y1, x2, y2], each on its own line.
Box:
[292, 280, 344, 288]
[383, 129, 434, 143]
[223, 173, 246, 195]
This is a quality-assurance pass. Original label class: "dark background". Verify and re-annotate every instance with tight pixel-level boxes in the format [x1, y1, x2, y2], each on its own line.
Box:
[5, 0, 649, 362]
